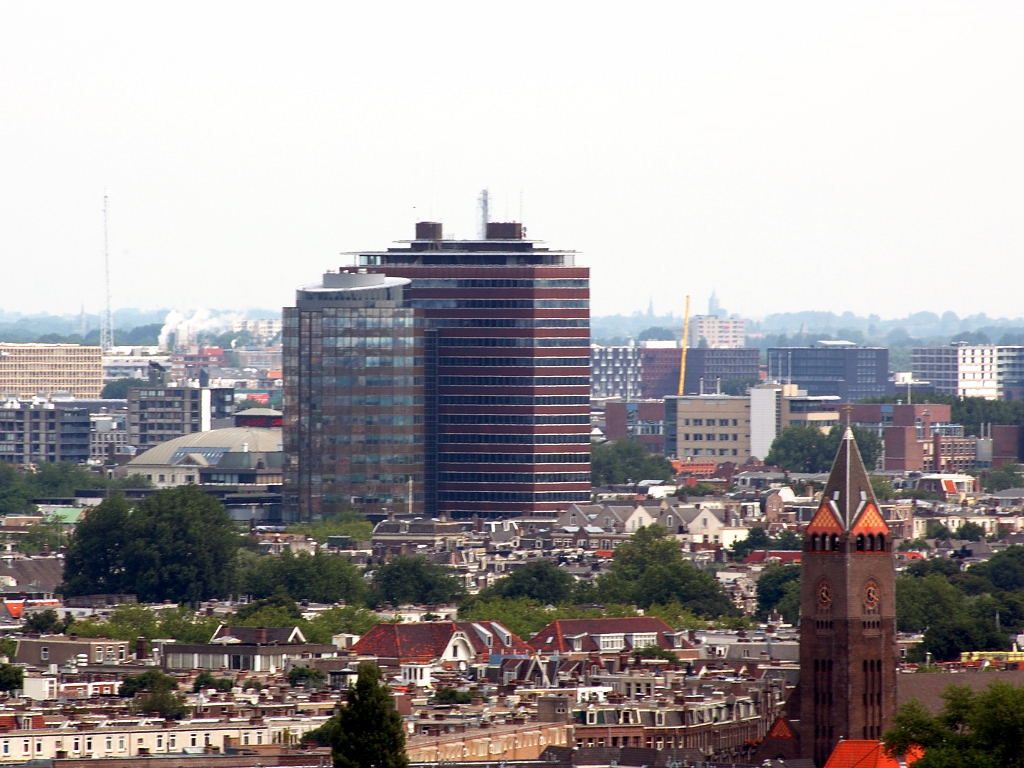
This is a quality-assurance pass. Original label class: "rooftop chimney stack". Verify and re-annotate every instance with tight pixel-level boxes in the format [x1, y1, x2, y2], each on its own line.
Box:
[485, 222, 524, 240]
[415, 221, 443, 240]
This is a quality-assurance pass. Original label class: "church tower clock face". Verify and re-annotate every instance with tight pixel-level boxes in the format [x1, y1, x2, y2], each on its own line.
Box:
[817, 581, 833, 608]
[864, 582, 880, 610]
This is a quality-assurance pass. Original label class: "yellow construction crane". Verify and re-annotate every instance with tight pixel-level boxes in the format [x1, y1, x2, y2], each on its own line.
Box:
[677, 295, 691, 396]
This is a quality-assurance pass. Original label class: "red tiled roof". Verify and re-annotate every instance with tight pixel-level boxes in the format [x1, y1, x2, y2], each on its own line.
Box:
[824, 740, 922, 768]
[528, 616, 679, 653]
[351, 621, 529, 663]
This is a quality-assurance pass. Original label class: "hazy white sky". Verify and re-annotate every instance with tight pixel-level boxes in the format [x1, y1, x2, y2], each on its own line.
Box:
[2, 2, 1023, 320]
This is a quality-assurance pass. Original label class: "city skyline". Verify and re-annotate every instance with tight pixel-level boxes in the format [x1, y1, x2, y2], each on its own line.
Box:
[3, 3, 1024, 320]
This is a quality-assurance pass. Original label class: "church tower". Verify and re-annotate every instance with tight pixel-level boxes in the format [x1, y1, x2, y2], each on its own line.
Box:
[798, 428, 897, 766]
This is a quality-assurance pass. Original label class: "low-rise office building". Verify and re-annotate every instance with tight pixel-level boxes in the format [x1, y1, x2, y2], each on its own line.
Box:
[664, 395, 751, 462]
[0, 398, 90, 465]
[127, 384, 234, 450]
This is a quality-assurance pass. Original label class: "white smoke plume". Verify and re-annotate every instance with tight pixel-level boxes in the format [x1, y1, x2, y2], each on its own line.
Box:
[158, 309, 246, 351]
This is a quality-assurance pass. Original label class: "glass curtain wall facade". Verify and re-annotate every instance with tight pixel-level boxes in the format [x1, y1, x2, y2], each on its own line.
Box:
[356, 221, 591, 517]
[283, 271, 424, 521]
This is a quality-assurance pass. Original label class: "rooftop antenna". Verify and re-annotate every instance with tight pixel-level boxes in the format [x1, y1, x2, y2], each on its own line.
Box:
[99, 193, 114, 352]
[478, 189, 490, 238]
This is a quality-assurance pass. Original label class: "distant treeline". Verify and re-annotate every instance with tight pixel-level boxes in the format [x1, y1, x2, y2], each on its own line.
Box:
[593, 309, 1024, 348]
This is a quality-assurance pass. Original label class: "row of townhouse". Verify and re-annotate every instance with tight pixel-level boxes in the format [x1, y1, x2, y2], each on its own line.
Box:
[0, 715, 329, 763]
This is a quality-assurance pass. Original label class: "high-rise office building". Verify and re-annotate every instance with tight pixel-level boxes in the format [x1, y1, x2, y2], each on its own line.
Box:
[355, 221, 591, 517]
[283, 271, 424, 520]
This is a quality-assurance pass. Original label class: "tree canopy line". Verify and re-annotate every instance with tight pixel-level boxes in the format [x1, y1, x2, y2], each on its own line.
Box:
[0, 462, 150, 518]
[765, 424, 882, 473]
[59, 491, 741, 641]
[885, 681, 1024, 768]
[754, 547, 1024, 663]
[591, 439, 674, 486]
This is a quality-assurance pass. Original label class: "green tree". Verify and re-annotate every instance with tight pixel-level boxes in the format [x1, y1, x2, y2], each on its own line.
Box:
[871, 475, 896, 501]
[288, 666, 327, 689]
[0, 664, 23, 693]
[637, 326, 676, 342]
[896, 574, 966, 633]
[983, 464, 1023, 493]
[596, 525, 735, 616]
[885, 682, 1024, 768]
[303, 717, 340, 747]
[236, 593, 302, 622]
[434, 687, 472, 705]
[824, 424, 881, 469]
[458, 597, 558, 638]
[634, 644, 679, 662]
[332, 662, 407, 768]
[898, 538, 931, 552]
[591, 439, 673, 486]
[134, 690, 187, 718]
[925, 520, 953, 541]
[756, 564, 801, 620]
[730, 527, 771, 560]
[765, 425, 830, 471]
[954, 522, 986, 542]
[478, 560, 574, 603]
[60, 494, 132, 596]
[24, 609, 69, 635]
[775, 530, 803, 550]
[18, 516, 69, 554]
[287, 510, 373, 543]
[236, 550, 366, 604]
[120, 669, 178, 697]
[303, 607, 381, 644]
[62, 487, 240, 602]
[193, 671, 234, 692]
[0, 638, 16, 659]
[0, 465, 34, 516]
[121, 486, 240, 603]
[101, 378, 148, 399]
[765, 424, 880, 472]
[370, 556, 464, 607]
[70, 604, 221, 644]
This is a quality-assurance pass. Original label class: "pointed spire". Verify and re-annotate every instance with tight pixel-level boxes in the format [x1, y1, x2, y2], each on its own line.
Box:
[818, 427, 883, 532]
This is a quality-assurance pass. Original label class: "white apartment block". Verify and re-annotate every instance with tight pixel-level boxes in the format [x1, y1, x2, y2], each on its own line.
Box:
[591, 345, 642, 399]
[232, 318, 283, 340]
[912, 344, 1024, 400]
[688, 316, 746, 349]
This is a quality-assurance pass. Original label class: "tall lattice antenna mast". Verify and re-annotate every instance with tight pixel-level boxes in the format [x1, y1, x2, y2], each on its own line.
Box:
[100, 194, 114, 351]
